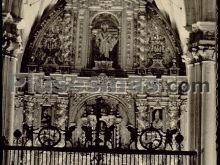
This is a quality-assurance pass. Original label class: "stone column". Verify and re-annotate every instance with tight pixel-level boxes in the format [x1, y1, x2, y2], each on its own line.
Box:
[135, 96, 149, 130]
[194, 62, 202, 165]
[182, 21, 216, 165]
[185, 64, 196, 151]
[2, 13, 23, 144]
[2, 56, 17, 144]
[135, 95, 148, 149]
[201, 61, 216, 165]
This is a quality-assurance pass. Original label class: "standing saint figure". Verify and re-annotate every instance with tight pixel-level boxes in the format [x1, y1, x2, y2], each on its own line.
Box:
[152, 109, 163, 129]
[95, 22, 118, 60]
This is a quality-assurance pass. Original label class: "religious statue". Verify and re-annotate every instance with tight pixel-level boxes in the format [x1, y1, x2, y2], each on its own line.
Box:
[41, 107, 52, 126]
[152, 109, 163, 129]
[90, 21, 119, 68]
[95, 22, 118, 60]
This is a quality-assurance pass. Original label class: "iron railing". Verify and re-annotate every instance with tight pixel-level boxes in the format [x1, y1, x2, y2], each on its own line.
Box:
[2, 146, 197, 165]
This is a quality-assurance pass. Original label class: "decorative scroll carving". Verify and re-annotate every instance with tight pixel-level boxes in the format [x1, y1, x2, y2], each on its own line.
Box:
[125, 12, 134, 69]
[15, 96, 24, 109]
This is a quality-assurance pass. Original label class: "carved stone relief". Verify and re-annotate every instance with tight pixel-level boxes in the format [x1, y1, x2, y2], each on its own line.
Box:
[25, 3, 77, 73]
[134, 12, 177, 76]
[69, 94, 134, 124]
[68, 94, 135, 148]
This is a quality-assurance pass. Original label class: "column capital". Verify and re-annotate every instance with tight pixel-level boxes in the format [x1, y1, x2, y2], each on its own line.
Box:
[2, 13, 23, 58]
[182, 22, 216, 65]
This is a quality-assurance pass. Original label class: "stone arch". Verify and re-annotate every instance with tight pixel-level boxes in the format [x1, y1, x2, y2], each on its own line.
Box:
[69, 94, 135, 126]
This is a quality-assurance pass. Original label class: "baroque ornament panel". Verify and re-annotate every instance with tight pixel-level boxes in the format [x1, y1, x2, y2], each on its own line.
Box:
[133, 4, 182, 77]
[22, 1, 78, 74]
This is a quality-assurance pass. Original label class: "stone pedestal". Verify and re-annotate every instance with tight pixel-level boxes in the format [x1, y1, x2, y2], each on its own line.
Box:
[93, 60, 114, 70]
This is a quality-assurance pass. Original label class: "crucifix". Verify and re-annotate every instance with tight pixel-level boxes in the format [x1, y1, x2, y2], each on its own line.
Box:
[94, 97, 105, 147]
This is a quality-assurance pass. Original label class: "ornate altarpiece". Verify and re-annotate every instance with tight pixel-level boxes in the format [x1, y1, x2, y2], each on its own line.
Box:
[21, 0, 184, 76]
[15, 0, 187, 150]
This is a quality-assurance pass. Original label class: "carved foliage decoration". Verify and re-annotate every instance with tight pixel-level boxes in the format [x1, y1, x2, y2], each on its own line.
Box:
[134, 6, 182, 76]
[24, 3, 77, 74]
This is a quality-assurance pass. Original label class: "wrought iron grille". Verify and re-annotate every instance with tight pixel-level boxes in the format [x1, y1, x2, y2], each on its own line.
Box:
[2, 146, 197, 165]
[1, 118, 197, 165]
